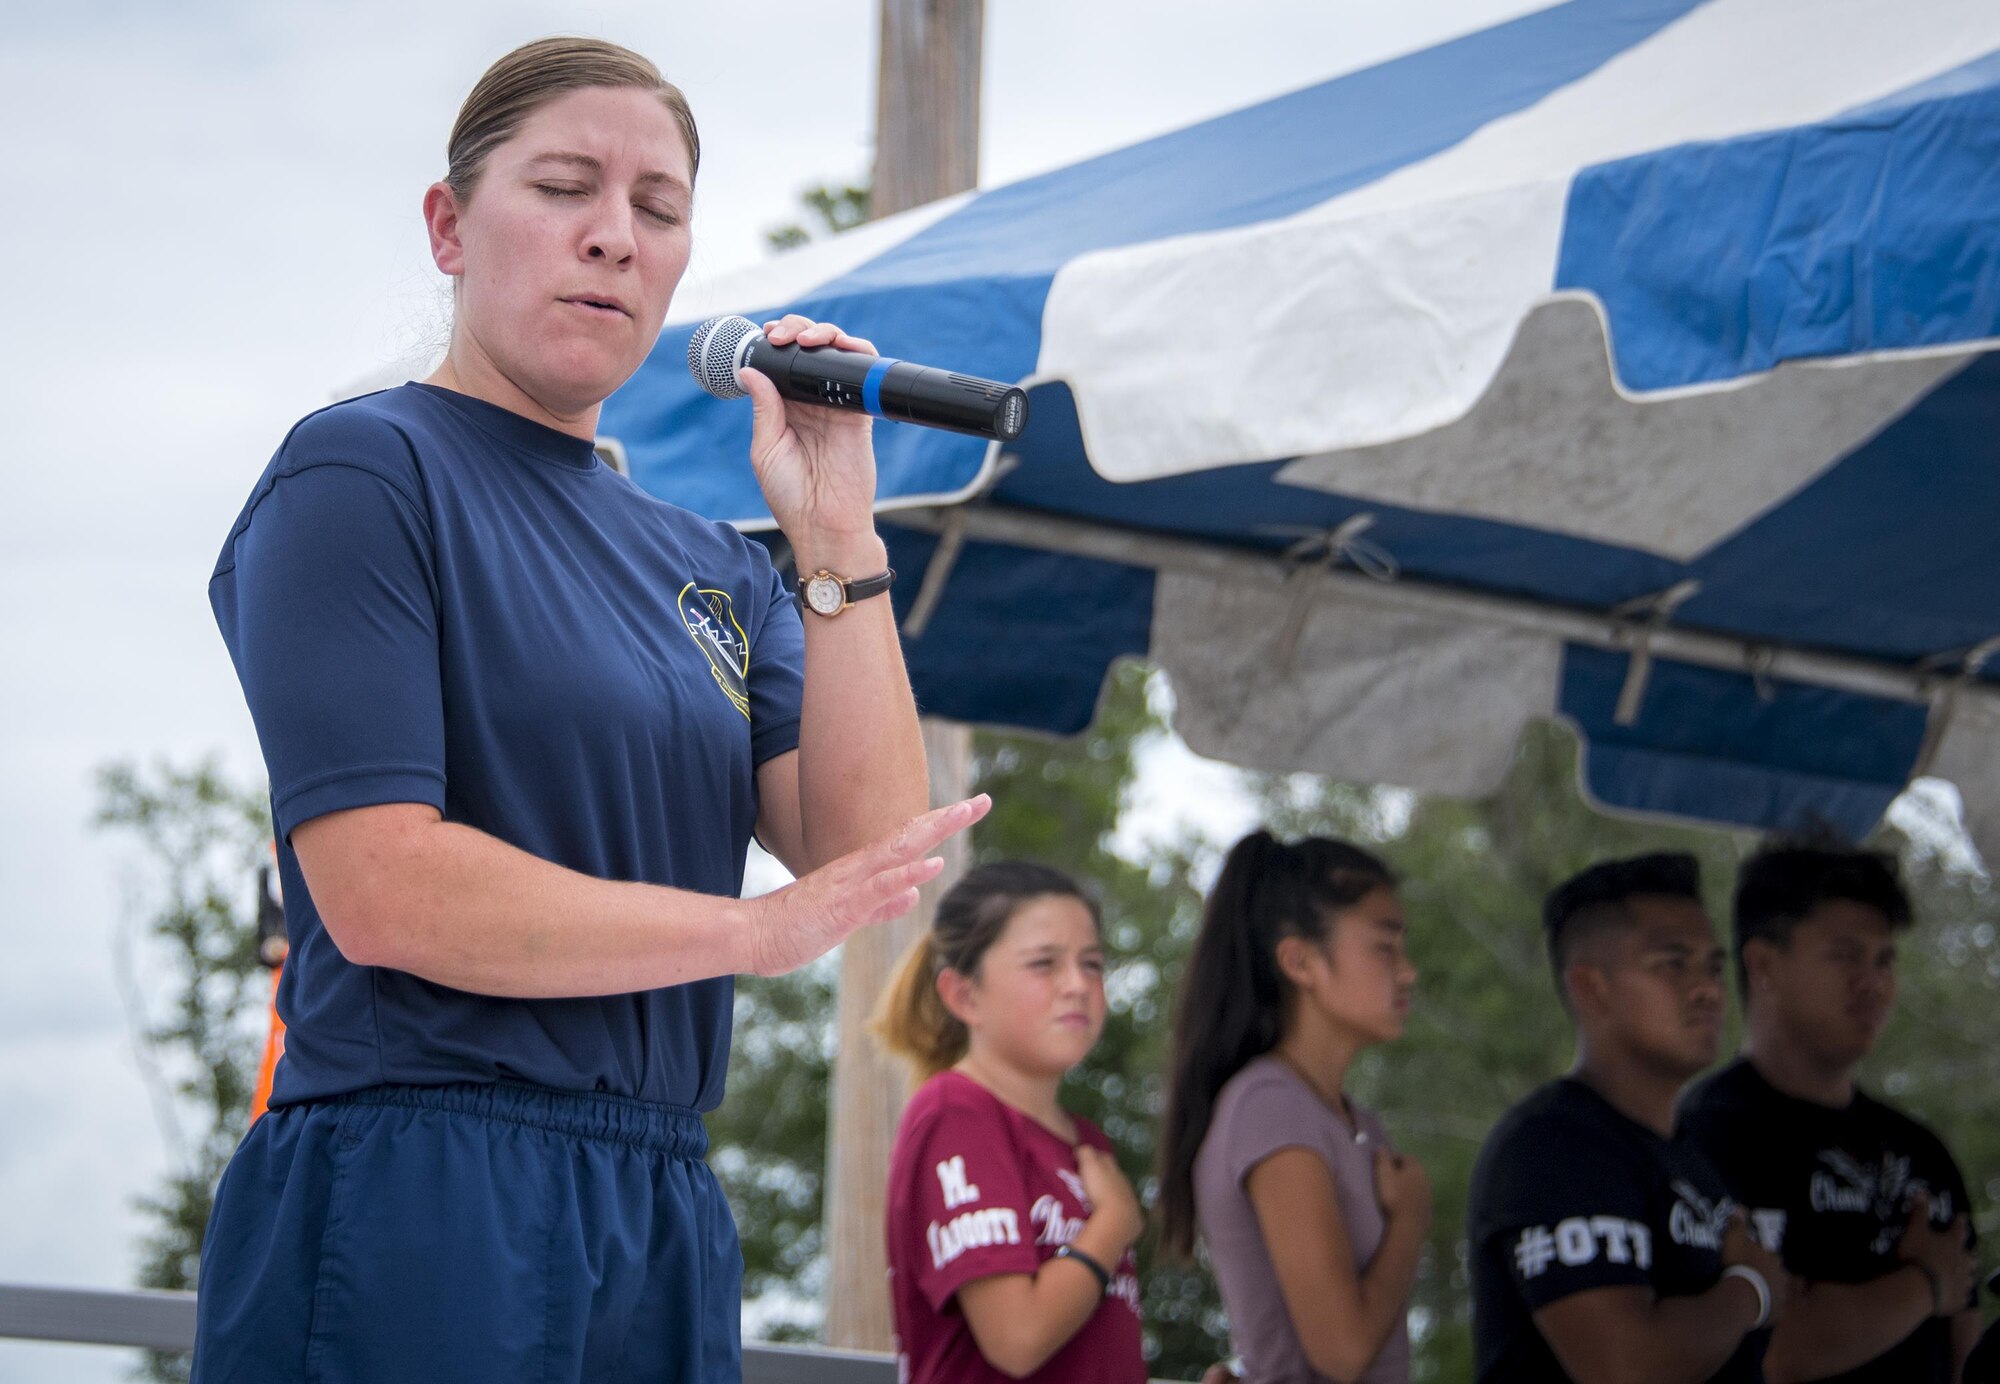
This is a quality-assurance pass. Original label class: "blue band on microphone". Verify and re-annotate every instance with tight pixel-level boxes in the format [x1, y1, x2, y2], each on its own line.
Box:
[862, 356, 900, 417]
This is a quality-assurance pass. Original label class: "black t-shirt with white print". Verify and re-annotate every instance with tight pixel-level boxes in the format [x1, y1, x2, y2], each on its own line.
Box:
[1680, 1058, 1977, 1384]
[1469, 1078, 1764, 1384]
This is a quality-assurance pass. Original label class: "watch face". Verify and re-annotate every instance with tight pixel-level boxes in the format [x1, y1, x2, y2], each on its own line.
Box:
[804, 574, 845, 616]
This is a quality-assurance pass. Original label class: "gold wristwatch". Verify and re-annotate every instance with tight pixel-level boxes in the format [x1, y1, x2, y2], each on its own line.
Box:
[796, 567, 895, 617]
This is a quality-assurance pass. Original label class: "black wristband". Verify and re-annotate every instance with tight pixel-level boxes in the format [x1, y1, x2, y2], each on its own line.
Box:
[1905, 1259, 1945, 1316]
[1054, 1243, 1112, 1295]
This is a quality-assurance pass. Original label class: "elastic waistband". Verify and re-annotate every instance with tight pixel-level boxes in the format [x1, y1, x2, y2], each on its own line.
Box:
[326, 1081, 708, 1160]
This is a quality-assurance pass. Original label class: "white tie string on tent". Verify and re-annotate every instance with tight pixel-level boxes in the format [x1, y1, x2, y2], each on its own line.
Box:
[901, 507, 967, 639]
[1609, 580, 1704, 727]
[899, 455, 1021, 640]
[1273, 514, 1400, 674]
[1913, 635, 2000, 779]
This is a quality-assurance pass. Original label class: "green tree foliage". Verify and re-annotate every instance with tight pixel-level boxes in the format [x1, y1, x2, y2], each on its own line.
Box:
[1856, 801, 2000, 1323]
[766, 182, 872, 252]
[94, 758, 272, 1384]
[1252, 721, 1998, 1378]
[705, 950, 840, 1341]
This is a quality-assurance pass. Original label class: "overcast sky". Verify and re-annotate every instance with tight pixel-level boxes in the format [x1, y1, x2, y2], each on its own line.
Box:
[0, 2, 1562, 1378]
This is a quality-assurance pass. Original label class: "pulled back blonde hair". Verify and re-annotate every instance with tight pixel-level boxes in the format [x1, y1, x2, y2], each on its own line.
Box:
[445, 36, 700, 201]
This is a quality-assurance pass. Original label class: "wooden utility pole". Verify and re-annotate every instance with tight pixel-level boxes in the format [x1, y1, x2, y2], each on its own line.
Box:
[822, 0, 983, 1354]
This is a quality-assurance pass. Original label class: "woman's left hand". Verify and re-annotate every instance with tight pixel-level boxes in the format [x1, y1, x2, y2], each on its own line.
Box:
[740, 315, 881, 554]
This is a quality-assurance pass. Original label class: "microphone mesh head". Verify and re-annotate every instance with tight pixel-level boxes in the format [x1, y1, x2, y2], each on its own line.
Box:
[687, 314, 758, 400]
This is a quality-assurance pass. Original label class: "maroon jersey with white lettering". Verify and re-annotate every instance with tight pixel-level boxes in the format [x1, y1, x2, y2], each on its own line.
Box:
[885, 1069, 1145, 1384]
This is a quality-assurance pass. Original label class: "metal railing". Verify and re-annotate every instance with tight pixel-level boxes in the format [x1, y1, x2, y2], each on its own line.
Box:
[0, 1283, 896, 1383]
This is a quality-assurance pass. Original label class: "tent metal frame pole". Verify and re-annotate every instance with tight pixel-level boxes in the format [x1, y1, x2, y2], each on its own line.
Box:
[887, 503, 1998, 711]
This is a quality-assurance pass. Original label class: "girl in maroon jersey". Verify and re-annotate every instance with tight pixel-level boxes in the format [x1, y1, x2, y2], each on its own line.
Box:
[872, 861, 1147, 1384]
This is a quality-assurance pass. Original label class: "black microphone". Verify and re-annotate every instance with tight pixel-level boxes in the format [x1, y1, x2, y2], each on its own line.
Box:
[687, 314, 1029, 443]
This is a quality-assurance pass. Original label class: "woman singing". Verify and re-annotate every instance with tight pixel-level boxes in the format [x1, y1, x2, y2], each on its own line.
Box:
[197, 36, 985, 1382]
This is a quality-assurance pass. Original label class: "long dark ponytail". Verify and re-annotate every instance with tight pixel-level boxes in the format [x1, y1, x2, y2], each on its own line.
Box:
[1155, 829, 1395, 1259]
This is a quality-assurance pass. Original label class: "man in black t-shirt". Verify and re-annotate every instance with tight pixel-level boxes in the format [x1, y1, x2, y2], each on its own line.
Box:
[1680, 840, 1981, 1383]
[1470, 853, 1791, 1383]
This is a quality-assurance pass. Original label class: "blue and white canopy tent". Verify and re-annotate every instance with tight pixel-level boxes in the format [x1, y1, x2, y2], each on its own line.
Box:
[601, 0, 2000, 865]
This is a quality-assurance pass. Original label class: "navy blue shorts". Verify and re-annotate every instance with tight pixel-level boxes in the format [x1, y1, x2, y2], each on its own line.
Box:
[192, 1082, 740, 1383]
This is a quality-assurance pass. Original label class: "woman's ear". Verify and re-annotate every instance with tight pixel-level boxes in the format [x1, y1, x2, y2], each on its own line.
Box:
[936, 966, 979, 1029]
[424, 182, 466, 277]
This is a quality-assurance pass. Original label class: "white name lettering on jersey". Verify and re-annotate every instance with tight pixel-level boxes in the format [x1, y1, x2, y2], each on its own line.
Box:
[1589, 1215, 1641, 1263]
[926, 1206, 1022, 1270]
[1751, 1207, 1788, 1251]
[1513, 1216, 1654, 1279]
[936, 1155, 982, 1211]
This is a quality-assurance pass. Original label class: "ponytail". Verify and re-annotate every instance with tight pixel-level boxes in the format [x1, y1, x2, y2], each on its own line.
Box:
[1156, 829, 1394, 1259]
[869, 932, 968, 1083]
[869, 860, 1100, 1090]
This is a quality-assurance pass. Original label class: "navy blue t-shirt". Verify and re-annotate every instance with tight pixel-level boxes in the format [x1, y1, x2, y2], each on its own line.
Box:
[210, 383, 805, 1110]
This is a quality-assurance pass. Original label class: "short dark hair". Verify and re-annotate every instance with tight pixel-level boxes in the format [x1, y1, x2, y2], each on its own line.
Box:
[1732, 839, 1911, 996]
[1543, 853, 1703, 1007]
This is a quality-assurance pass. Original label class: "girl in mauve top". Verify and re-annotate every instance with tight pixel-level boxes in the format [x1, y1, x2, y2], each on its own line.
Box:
[1159, 831, 1429, 1384]
[875, 862, 1148, 1384]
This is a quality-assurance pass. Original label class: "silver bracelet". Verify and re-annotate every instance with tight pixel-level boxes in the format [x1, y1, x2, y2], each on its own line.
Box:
[1054, 1243, 1112, 1295]
[1721, 1264, 1772, 1329]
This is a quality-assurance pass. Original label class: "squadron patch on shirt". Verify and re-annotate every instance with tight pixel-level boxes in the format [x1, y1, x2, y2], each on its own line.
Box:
[678, 583, 750, 719]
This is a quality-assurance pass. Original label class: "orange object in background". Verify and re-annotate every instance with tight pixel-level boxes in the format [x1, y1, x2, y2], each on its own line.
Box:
[250, 964, 287, 1123]
[250, 844, 290, 1123]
